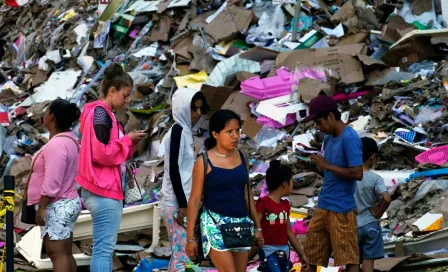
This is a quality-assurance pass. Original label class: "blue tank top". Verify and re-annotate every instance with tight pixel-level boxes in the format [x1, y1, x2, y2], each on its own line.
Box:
[204, 152, 248, 218]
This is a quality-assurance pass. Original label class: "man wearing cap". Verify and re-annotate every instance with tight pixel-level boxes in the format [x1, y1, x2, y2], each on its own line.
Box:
[302, 95, 363, 272]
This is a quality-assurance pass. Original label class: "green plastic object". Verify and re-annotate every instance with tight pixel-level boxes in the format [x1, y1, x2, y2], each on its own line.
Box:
[413, 21, 427, 30]
[129, 103, 168, 115]
[185, 260, 195, 272]
[89, 0, 124, 39]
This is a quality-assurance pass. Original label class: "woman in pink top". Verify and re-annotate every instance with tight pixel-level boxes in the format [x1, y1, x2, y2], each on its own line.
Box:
[27, 98, 81, 272]
[76, 64, 146, 272]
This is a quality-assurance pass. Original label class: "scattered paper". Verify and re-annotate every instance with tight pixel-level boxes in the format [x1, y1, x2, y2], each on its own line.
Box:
[174, 71, 208, 89]
[168, 0, 191, 8]
[20, 70, 82, 107]
[126, 0, 161, 13]
[132, 43, 159, 58]
[206, 1, 227, 24]
[293, 133, 315, 150]
[321, 23, 345, 38]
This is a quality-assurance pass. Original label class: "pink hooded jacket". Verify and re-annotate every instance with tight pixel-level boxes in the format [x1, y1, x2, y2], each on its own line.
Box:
[76, 100, 135, 200]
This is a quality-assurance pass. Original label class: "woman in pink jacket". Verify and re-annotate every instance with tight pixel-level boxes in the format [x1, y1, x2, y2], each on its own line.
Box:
[27, 98, 81, 272]
[76, 64, 146, 272]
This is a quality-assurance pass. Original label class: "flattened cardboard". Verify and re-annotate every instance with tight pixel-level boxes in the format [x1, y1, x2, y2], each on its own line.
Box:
[390, 29, 448, 49]
[274, 44, 366, 84]
[298, 78, 333, 103]
[240, 47, 279, 63]
[236, 71, 258, 82]
[330, 0, 355, 22]
[149, 14, 171, 42]
[242, 115, 262, 139]
[381, 15, 415, 43]
[221, 92, 257, 121]
[382, 37, 435, 67]
[289, 194, 309, 208]
[201, 85, 234, 115]
[172, 35, 193, 60]
[336, 31, 368, 45]
[374, 257, 409, 271]
[204, 5, 252, 43]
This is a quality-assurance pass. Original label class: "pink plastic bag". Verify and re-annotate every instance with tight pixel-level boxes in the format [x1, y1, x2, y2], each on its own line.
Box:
[240, 67, 292, 100]
[257, 113, 296, 128]
[292, 220, 308, 235]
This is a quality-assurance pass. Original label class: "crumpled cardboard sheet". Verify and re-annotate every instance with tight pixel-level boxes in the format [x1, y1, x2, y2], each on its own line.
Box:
[273, 43, 367, 84]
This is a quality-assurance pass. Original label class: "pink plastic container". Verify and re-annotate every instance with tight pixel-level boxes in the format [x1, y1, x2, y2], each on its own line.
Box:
[415, 145, 448, 166]
[240, 67, 292, 100]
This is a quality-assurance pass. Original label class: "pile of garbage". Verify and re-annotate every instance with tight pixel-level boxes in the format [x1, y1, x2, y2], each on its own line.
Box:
[0, 0, 448, 270]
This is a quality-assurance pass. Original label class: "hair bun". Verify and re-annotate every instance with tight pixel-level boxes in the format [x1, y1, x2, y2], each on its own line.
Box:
[269, 160, 281, 168]
[104, 63, 124, 80]
[68, 103, 81, 123]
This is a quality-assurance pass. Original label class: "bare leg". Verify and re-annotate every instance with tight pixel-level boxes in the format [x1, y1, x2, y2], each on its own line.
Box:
[209, 249, 236, 272]
[361, 260, 374, 272]
[347, 264, 360, 272]
[232, 251, 250, 272]
[44, 234, 76, 272]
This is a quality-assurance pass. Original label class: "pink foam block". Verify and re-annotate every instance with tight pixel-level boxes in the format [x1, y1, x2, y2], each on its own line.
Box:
[240, 67, 292, 100]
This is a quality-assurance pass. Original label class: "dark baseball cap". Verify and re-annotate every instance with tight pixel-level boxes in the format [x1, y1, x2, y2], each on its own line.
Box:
[301, 95, 338, 123]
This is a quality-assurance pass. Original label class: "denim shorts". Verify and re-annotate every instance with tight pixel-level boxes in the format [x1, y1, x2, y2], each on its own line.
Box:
[357, 221, 384, 261]
[258, 246, 291, 272]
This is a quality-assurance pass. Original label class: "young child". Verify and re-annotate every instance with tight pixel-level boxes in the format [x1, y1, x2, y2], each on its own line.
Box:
[256, 160, 309, 272]
[354, 137, 392, 272]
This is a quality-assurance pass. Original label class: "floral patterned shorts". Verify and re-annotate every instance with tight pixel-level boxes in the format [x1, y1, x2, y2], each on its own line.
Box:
[40, 197, 81, 240]
[200, 210, 254, 257]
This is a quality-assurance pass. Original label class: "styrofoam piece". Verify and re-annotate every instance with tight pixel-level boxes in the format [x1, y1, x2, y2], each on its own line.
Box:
[413, 213, 443, 231]
[16, 227, 91, 270]
[256, 94, 308, 125]
[371, 170, 415, 187]
[17, 203, 161, 269]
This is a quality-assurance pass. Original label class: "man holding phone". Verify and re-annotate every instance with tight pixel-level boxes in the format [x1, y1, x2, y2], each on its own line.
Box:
[301, 95, 363, 272]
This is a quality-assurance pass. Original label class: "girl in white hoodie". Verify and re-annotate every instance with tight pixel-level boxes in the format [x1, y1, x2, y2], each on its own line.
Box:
[160, 88, 209, 271]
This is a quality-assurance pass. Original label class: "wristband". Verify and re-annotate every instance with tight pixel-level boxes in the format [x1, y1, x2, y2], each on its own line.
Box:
[186, 239, 196, 243]
[255, 228, 263, 232]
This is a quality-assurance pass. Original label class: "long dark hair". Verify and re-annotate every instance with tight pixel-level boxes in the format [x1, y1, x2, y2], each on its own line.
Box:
[204, 109, 242, 150]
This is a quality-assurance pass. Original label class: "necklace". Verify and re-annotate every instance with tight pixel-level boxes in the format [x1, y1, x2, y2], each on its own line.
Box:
[212, 148, 234, 158]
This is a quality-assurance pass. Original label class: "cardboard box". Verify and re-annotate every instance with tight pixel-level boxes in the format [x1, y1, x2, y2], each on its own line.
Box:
[239, 47, 279, 63]
[201, 85, 234, 115]
[273, 43, 367, 84]
[204, 5, 252, 43]
[382, 37, 435, 67]
[221, 92, 257, 121]
[242, 115, 262, 139]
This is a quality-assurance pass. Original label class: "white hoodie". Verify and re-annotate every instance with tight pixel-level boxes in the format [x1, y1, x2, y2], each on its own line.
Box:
[159, 88, 199, 208]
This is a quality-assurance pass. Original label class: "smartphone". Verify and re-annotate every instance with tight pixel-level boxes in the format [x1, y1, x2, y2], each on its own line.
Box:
[296, 156, 311, 163]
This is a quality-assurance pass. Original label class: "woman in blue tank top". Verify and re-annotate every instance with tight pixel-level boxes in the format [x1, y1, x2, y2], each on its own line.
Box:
[186, 110, 263, 271]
